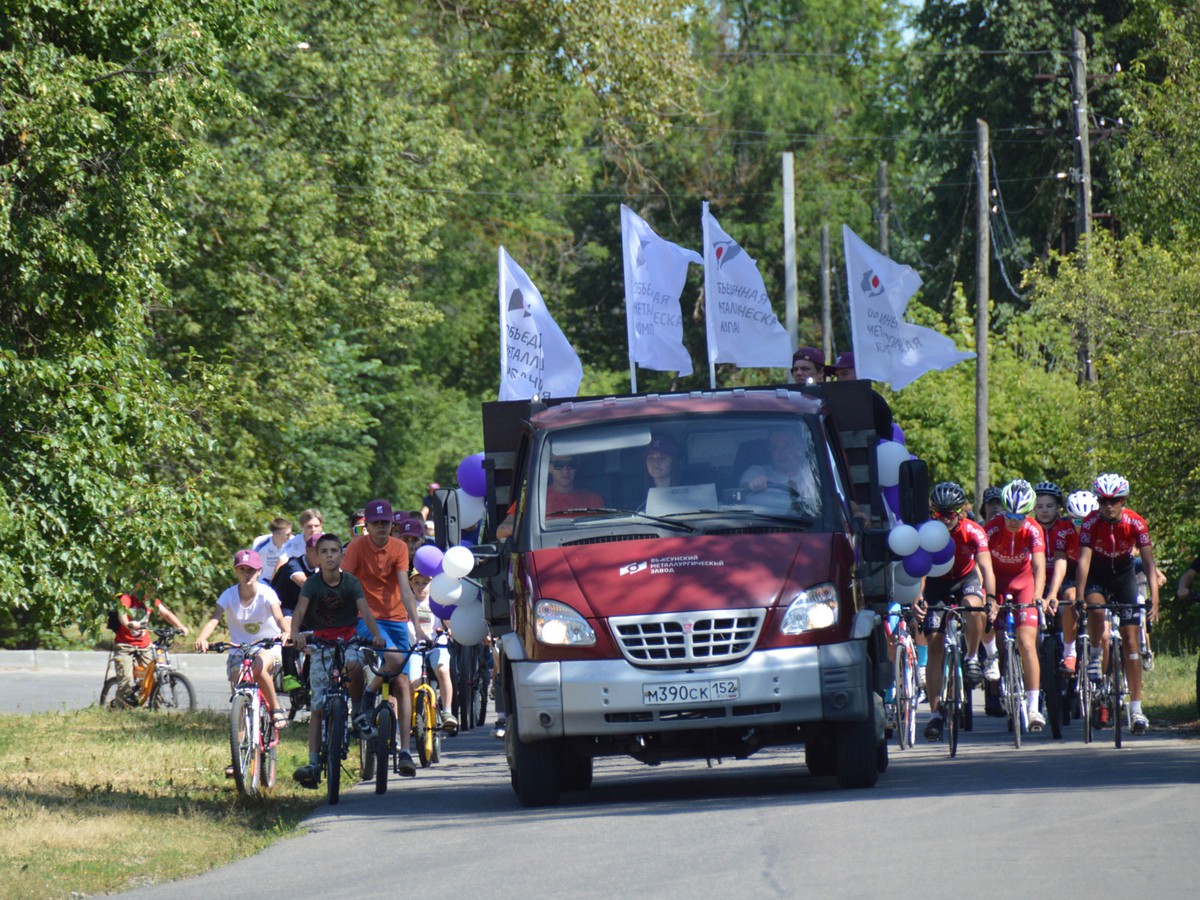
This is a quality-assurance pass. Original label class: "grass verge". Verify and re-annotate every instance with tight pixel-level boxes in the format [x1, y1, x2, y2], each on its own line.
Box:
[1143, 650, 1199, 727]
[0, 707, 320, 898]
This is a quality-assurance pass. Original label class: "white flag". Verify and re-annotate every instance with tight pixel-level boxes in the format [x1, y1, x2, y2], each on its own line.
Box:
[701, 202, 792, 369]
[497, 247, 583, 401]
[621, 205, 701, 376]
[843, 226, 975, 390]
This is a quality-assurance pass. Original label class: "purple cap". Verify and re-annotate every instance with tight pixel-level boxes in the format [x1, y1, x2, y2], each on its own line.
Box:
[234, 549, 262, 570]
[304, 532, 323, 548]
[833, 351, 855, 369]
[365, 499, 393, 523]
[792, 346, 825, 367]
[395, 517, 423, 538]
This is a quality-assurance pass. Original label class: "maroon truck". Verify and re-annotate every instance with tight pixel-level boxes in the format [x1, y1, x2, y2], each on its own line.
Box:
[444, 381, 919, 806]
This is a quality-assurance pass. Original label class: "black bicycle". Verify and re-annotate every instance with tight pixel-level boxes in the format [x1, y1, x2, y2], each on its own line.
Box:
[451, 640, 491, 732]
[305, 635, 372, 805]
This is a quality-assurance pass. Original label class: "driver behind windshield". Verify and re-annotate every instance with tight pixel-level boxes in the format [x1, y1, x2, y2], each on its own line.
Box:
[739, 426, 821, 516]
[546, 455, 604, 516]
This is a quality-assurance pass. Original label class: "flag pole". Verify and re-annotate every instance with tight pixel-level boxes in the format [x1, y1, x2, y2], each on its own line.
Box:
[701, 201, 717, 389]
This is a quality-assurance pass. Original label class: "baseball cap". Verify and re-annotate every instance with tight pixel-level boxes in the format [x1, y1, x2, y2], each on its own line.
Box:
[833, 351, 855, 370]
[642, 435, 679, 458]
[234, 549, 262, 570]
[395, 517, 423, 539]
[792, 346, 825, 367]
[365, 499, 394, 523]
[304, 531, 323, 548]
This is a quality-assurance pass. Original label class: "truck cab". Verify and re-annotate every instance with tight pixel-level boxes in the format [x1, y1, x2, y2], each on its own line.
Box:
[453, 381, 911, 806]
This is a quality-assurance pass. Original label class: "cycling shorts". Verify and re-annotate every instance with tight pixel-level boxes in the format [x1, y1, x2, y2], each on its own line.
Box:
[226, 643, 282, 681]
[307, 642, 368, 709]
[996, 572, 1040, 628]
[921, 571, 985, 636]
[1084, 566, 1141, 622]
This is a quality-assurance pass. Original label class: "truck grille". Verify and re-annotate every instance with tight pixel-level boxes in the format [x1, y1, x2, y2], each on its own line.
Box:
[608, 609, 765, 667]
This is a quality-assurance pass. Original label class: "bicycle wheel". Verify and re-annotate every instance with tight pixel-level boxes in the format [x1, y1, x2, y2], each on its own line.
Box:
[894, 643, 910, 751]
[1006, 639, 1023, 749]
[150, 672, 196, 711]
[359, 722, 376, 783]
[1110, 631, 1123, 749]
[414, 698, 431, 768]
[325, 697, 346, 805]
[476, 665, 490, 726]
[946, 641, 961, 758]
[230, 693, 259, 797]
[99, 677, 125, 709]
[959, 635, 974, 733]
[374, 705, 393, 795]
[421, 689, 437, 767]
[1041, 635, 1063, 740]
[260, 712, 277, 790]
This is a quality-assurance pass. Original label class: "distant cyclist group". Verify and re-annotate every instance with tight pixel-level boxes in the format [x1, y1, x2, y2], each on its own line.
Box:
[909, 471, 1160, 746]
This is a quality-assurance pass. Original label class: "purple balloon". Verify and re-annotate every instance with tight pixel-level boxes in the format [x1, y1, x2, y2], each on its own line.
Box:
[428, 598, 454, 621]
[891, 423, 906, 445]
[413, 544, 444, 578]
[456, 452, 487, 498]
[930, 541, 956, 565]
[882, 484, 901, 518]
[902, 547, 933, 579]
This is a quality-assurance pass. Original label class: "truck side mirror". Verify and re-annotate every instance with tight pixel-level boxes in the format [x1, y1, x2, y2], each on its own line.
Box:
[860, 528, 890, 563]
[430, 487, 460, 550]
[898, 459, 929, 526]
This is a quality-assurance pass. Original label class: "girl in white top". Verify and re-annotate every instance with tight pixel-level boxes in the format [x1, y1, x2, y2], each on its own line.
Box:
[195, 548, 288, 728]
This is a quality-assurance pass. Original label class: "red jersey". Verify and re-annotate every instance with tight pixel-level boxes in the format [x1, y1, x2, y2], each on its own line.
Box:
[114, 593, 162, 648]
[984, 515, 1045, 578]
[1079, 508, 1151, 573]
[1049, 520, 1079, 565]
[930, 517, 990, 582]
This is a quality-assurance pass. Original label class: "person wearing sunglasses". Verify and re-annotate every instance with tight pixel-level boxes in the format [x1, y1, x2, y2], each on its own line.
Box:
[1043, 490, 1097, 676]
[984, 479, 1049, 731]
[545, 455, 604, 517]
[916, 482, 996, 742]
[1074, 473, 1160, 734]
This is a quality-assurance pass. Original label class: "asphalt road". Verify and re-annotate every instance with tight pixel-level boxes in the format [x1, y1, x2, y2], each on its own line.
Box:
[4, 660, 1198, 898]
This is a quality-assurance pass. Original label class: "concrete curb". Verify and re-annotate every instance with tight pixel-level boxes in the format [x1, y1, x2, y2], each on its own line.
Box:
[0, 649, 228, 673]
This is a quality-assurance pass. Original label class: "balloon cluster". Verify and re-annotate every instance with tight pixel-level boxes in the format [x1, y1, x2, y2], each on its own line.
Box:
[875, 427, 953, 604]
[413, 452, 490, 646]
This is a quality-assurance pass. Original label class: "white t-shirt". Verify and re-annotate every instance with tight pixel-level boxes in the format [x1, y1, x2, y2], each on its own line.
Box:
[252, 534, 291, 584]
[216, 583, 283, 645]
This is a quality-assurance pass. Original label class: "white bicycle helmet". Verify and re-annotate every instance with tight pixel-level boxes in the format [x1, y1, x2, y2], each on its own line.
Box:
[1001, 479, 1036, 516]
[1092, 473, 1130, 499]
[1065, 490, 1099, 519]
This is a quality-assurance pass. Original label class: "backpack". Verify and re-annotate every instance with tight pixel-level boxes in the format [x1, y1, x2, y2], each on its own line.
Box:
[106, 608, 121, 632]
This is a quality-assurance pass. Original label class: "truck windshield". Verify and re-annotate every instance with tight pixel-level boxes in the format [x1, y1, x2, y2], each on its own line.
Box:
[537, 414, 835, 528]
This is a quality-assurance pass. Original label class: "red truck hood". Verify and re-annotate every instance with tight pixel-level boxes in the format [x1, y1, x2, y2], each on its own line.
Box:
[527, 533, 838, 617]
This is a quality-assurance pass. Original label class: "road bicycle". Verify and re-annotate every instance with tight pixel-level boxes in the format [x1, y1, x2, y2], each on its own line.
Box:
[100, 627, 196, 711]
[889, 604, 919, 750]
[926, 603, 983, 758]
[306, 635, 372, 805]
[1088, 603, 1133, 748]
[209, 638, 282, 797]
[994, 599, 1041, 749]
[1039, 603, 1068, 740]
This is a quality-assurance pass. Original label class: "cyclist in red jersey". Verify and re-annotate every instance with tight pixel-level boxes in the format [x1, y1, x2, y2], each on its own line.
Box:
[1032, 481, 1064, 548]
[915, 482, 997, 741]
[1074, 473, 1159, 734]
[985, 479, 1048, 731]
[1045, 490, 1097, 674]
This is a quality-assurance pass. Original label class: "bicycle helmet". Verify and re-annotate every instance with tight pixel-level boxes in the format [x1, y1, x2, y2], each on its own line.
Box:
[930, 481, 966, 512]
[1065, 490, 1099, 519]
[981, 485, 1002, 505]
[1092, 473, 1129, 498]
[1033, 481, 1063, 503]
[1001, 479, 1036, 516]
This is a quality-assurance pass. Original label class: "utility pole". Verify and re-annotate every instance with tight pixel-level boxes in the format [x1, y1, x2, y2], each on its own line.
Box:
[820, 224, 831, 361]
[1070, 27, 1097, 383]
[975, 119, 990, 508]
[876, 161, 889, 256]
[782, 152, 799, 369]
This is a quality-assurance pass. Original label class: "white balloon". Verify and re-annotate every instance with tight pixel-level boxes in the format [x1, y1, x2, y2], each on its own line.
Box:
[450, 600, 487, 646]
[891, 579, 921, 604]
[892, 561, 922, 586]
[430, 572, 463, 606]
[876, 440, 910, 488]
[928, 557, 954, 577]
[918, 519, 952, 553]
[887, 524, 921, 558]
[442, 545, 475, 579]
[456, 488, 485, 527]
[456, 580, 480, 605]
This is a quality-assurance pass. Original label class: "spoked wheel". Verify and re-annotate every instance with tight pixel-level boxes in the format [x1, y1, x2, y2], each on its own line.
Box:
[325, 698, 345, 805]
[150, 672, 196, 711]
[946, 650, 961, 759]
[414, 699, 432, 768]
[1080, 638, 1094, 743]
[374, 705, 394, 795]
[99, 677, 128, 710]
[1006, 643, 1024, 749]
[895, 645, 913, 751]
[230, 693, 259, 797]
[260, 715, 277, 791]
[422, 693, 438, 766]
[1041, 637, 1063, 740]
[1110, 632, 1124, 749]
[359, 727, 376, 783]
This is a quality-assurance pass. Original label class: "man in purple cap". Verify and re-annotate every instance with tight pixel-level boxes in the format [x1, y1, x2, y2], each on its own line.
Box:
[791, 346, 825, 383]
[832, 351, 857, 381]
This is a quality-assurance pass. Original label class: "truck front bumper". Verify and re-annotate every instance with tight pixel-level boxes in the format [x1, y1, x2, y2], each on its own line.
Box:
[508, 639, 872, 743]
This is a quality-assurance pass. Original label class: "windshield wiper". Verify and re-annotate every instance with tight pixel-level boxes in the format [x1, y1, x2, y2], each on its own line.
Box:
[551, 507, 697, 533]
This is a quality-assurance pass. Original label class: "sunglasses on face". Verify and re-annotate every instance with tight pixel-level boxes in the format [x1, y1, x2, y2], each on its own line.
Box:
[550, 460, 577, 470]
[352, 523, 366, 535]
[931, 508, 959, 520]
[1003, 512, 1025, 521]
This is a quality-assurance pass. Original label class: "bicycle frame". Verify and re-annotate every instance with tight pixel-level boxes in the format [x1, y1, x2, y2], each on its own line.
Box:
[213, 638, 281, 796]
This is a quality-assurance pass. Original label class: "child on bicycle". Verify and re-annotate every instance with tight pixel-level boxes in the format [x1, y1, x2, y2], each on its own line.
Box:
[405, 569, 456, 734]
[111, 580, 189, 706]
[290, 532, 386, 787]
[194, 548, 289, 737]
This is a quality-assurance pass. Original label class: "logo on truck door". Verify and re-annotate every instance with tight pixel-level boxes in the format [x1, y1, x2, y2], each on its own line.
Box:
[619, 561, 648, 576]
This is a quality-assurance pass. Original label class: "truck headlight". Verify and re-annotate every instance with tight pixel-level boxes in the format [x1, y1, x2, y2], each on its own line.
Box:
[780, 584, 839, 635]
[535, 600, 596, 646]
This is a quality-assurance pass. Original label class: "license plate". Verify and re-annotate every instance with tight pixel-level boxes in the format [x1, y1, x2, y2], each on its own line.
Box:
[642, 678, 740, 706]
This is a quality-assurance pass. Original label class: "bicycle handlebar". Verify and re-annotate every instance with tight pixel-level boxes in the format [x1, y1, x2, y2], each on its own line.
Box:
[207, 637, 282, 654]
